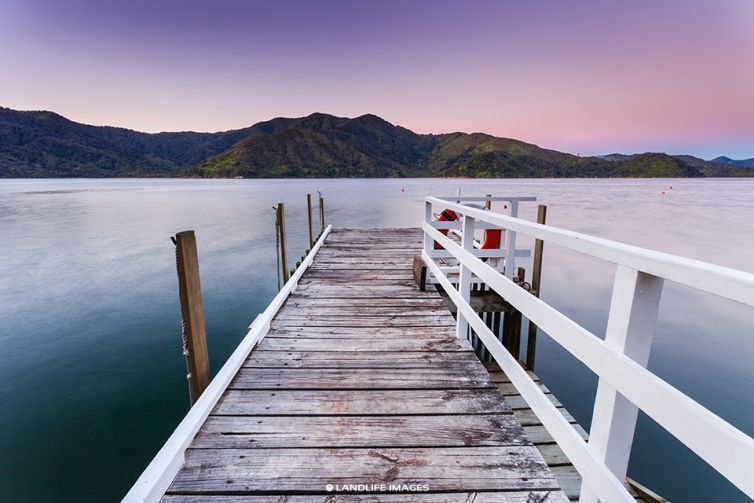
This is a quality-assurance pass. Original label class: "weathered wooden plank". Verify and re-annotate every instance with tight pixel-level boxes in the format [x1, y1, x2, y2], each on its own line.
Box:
[514, 407, 577, 426]
[497, 382, 551, 395]
[276, 310, 454, 320]
[258, 337, 471, 352]
[283, 298, 447, 308]
[304, 271, 415, 279]
[308, 263, 419, 270]
[487, 369, 540, 383]
[291, 290, 436, 300]
[277, 307, 449, 317]
[316, 251, 419, 258]
[271, 317, 454, 328]
[246, 351, 481, 369]
[320, 245, 422, 249]
[192, 414, 527, 448]
[293, 284, 427, 294]
[162, 492, 570, 502]
[214, 389, 511, 416]
[308, 257, 416, 264]
[167, 446, 560, 493]
[266, 326, 454, 339]
[524, 424, 589, 444]
[537, 443, 572, 467]
[505, 393, 562, 410]
[297, 278, 418, 286]
[230, 367, 495, 390]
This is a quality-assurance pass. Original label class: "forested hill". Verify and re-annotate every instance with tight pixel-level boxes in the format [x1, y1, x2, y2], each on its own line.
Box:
[1, 107, 751, 178]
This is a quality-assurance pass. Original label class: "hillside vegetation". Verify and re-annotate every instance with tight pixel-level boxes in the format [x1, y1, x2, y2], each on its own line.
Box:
[1, 107, 751, 178]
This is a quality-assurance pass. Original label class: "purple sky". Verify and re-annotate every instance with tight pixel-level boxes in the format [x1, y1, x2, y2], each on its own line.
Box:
[2, 0, 753, 158]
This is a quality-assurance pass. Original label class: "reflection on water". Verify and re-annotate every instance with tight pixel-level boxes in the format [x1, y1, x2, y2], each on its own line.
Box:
[0, 178, 752, 502]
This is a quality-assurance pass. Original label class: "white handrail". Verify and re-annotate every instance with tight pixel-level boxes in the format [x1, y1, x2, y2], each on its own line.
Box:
[423, 248, 636, 503]
[423, 196, 754, 501]
[122, 225, 332, 503]
[427, 197, 754, 306]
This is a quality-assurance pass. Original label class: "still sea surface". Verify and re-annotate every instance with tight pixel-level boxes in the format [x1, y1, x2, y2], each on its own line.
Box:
[1, 178, 753, 502]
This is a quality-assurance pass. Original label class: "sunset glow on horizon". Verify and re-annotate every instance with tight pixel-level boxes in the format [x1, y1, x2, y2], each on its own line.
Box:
[2, 0, 753, 159]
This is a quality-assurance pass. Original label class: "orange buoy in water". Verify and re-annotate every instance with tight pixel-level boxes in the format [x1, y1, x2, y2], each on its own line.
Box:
[434, 209, 458, 249]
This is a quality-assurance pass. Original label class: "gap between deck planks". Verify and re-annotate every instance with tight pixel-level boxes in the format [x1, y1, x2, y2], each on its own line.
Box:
[163, 228, 569, 502]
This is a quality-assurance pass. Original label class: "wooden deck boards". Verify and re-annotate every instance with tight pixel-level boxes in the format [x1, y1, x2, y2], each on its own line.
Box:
[484, 362, 650, 502]
[163, 228, 568, 501]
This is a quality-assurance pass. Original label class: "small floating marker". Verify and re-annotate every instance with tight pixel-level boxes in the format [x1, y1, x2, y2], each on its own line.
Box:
[669, 185, 673, 190]
[661, 191, 667, 196]
[503, 204, 508, 209]
[401, 188, 405, 192]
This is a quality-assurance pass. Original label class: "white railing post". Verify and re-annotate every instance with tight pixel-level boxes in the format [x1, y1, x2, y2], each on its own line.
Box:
[424, 200, 433, 254]
[456, 214, 475, 339]
[580, 265, 664, 503]
[504, 200, 519, 278]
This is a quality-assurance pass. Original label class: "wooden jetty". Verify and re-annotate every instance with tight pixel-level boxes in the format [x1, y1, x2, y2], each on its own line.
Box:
[161, 228, 568, 501]
[125, 195, 754, 503]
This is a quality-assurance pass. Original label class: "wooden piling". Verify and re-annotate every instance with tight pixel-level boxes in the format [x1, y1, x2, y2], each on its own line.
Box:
[307, 194, 314, 248]
[277, 203, 290, 283]
[319, 193, 325, 231]
[174, 230, 211, 404]
[526, 204, 547, 370]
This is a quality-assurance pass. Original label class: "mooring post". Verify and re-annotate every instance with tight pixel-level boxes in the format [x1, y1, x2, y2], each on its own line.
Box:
[307, 193, 314, 248]
[173, 230, 211, 405]
[525, 204, 547, 370]
[485, 193, 492, 210]
[318, 193, 325, 232]
[277, 203, 290, 283]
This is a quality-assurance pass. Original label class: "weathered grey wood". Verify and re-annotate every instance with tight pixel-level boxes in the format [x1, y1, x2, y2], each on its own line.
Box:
[214, 389, 511, 415]
[305, 271, 415, 279]
[163, 492, 570, 502]
[258, 337, 471, 352]
[274, 314, 455, 323]
[497, 381, 551, 395]
[292, 287, 435, 298]
[484, 357, 657, 502]
[276, 203, 290, 283]
[192, 414, 527, 448]
[487, 369, 540, 382]
[246, 350, 481, 369]
[174, 230, 211, 403]
[161, 227, 569, 502]
[266, 326, 455, 339]
[505, 392, 563, 410]
[277, 307, 449, 317]
[298, 277, 418, 286]
[167, 446, 559, 493]
[318, 194, 325, 230]
[515, 407, 577, 426]
[271, 316, 454, 327]
[230, 367, 495, 390]
[284, 297, 446, 308]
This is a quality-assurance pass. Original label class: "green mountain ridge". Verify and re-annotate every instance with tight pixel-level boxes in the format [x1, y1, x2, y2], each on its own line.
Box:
[1, 107, 751, 178]
[711, 155, 754, 169]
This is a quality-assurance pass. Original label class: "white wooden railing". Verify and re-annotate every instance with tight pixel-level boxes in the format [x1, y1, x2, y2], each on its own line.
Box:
[422, 196, 754, 503]
[123, 225, 332, 503]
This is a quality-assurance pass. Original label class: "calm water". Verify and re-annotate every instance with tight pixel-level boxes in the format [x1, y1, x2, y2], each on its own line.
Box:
[1, 178, 752, 502]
